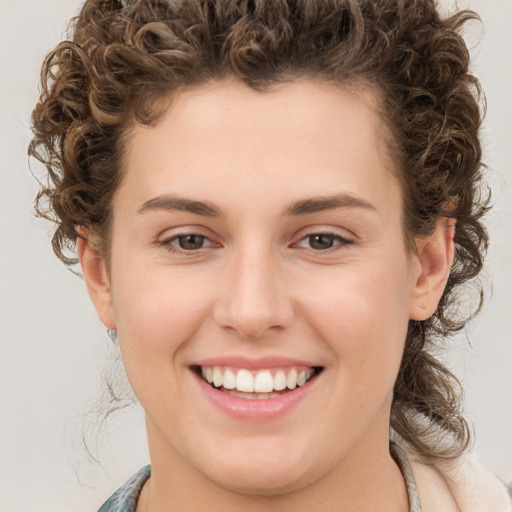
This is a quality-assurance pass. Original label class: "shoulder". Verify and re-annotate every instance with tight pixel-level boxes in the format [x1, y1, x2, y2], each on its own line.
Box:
[405, 449, 511, 512]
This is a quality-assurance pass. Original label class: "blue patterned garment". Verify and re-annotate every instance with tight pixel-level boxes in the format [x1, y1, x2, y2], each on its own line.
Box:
[97, 445, 421, 511]
[98, 465, 151, 512]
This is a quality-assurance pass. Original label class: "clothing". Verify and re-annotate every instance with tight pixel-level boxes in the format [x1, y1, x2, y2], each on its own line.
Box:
[97, 445, 511, 512]
[403, 447, 512, 512]
[391, 443, 422, 511]
[98, 465, 150, 512]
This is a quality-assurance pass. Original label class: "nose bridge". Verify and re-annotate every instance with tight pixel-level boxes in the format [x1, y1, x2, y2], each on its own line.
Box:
[214, 241, 293, 339]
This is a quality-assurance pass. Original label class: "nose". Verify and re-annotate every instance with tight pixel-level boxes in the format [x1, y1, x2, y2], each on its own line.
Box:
[213, 246, 294, 340]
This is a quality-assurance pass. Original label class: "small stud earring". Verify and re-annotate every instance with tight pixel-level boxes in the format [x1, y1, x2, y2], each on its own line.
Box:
[107, 328, 118, 343]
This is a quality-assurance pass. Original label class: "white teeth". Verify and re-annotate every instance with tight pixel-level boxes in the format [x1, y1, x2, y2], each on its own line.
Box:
[223, 369, 236, 390]
[200, 366, 318, 394]
[254, 370, 274, 393]
[286, 368, 298, 390]
[236, 369, 254, 392]
[213, 367, 223, 388]
[274, 370, 287, 391]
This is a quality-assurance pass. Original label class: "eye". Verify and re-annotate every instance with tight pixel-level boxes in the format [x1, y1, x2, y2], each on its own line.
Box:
[160, 233, 215, 252]
[308, 234, 337, 250]
[175, 234, 207, 250]
[295, 233, 352, 251]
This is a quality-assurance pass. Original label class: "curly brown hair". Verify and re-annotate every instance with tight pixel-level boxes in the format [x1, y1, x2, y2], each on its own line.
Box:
[29, 0, 489, 464]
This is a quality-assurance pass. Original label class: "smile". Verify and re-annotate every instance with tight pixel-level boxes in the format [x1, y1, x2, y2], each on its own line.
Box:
[197, 366, 322, 399]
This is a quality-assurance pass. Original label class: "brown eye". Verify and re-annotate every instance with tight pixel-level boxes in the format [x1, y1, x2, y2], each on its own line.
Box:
[308, 234, 336, 250]
[177, 234, 206, 250]
[294, 232, 353, 252]
[160, 232, 218, 254]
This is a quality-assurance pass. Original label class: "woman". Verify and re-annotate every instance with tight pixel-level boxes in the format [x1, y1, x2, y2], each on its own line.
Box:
[29, 0, 511, 510]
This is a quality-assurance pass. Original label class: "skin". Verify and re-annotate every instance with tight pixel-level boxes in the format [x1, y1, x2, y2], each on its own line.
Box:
[79, 78, 454, 512]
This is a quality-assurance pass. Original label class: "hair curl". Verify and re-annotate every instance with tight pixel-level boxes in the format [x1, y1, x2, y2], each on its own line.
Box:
[30, 0, 489, 464]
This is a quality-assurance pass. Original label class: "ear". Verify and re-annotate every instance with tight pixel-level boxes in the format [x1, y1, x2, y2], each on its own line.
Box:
[76, 230, 116, 329]
[409, 219, 455, 321]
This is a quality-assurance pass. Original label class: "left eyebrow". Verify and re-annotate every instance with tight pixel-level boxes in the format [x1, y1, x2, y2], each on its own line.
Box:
[285, 194, 377, 216]
[138, 195, 222, 217]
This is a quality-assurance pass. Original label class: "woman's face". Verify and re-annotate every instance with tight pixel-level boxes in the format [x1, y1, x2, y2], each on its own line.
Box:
[83, 78, 445, 495]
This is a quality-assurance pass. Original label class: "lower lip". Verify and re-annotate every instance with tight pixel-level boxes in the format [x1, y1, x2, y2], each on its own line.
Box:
[193, 371, 318, 421]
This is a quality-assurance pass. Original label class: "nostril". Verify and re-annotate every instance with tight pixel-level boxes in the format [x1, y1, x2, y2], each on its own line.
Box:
[212, 273, 294, 339]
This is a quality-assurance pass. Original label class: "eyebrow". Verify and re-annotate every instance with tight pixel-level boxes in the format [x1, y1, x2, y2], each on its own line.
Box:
[285, 194, 376, 216]
[138, 195, 222, 217]
[138, 192, 376, 217]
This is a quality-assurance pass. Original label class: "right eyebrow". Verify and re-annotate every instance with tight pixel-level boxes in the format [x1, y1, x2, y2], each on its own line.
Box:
[138, 195, 222, 217]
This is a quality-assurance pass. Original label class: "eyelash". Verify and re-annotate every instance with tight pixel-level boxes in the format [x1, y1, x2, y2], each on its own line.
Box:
[159, 231, 353, 254]
[159, 233, 215, 254]
[293, 232, 354, 252]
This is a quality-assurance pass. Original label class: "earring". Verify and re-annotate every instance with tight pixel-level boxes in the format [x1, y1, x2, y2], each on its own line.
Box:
[107, 328, 118, 343]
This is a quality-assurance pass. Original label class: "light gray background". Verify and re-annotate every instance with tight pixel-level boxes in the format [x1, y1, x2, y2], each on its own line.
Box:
[0, 0, 510, 510]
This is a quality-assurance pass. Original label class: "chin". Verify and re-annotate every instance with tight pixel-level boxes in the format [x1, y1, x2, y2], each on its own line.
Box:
[212, 470, 307, 497]
[201, 453, 317, 497]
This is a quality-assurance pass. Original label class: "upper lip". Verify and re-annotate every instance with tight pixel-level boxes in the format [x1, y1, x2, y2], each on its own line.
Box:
[192, 355, 322, 370]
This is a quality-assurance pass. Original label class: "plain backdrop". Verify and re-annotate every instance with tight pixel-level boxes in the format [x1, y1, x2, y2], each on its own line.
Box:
[0, 0, 511, 510]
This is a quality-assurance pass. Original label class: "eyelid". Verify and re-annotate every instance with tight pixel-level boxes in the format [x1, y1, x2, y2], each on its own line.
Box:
[291, 228, 355, 251]
[157, 226, 221, 253]
[157, 225, 215, 241]
[292, 225, 355, 241]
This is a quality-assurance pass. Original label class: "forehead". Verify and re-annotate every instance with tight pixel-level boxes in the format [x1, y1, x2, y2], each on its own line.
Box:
[118, 78, 400, 217]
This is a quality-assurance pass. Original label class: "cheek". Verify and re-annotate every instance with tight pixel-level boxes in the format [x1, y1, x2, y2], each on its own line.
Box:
[298, 261, 410, 382]
[110, 264, 213, 367]
[109, 265, 218, 419]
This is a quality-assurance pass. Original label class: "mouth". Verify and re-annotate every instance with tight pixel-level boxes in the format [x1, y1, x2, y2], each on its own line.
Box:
[193, 365, 323, 400]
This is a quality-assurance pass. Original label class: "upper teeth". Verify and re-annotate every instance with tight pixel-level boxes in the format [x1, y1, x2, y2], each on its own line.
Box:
[201, 367, 315, 393]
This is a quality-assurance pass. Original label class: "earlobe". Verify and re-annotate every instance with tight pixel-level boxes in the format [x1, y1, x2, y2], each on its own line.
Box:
[76, 230, 116, 329]
[409, 219, 455, 321]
